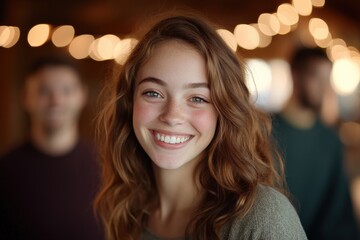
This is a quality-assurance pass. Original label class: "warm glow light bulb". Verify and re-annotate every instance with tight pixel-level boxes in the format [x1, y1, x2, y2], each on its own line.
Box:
[234, 24, 260, 50]
[311, 0, 325, 7]
[258, 13, 279, 36]
[114, 38, 138, 65]
[330, 45, 350, 60]
[309, 18, 329, 40]
[275, 13, 292, 35]
[52, 25, 75, 47]
[292, 0, 313, 16]
[277, 4, 299, 26]
[27, 24, 51, 47]
[268, 59, 293, 111]
[331, 58, 360, 95]
[89, 38, 103, 61]
[68, 34, 95, 59]
[216, 29, 237, 52]
[314, 32, 332, 48]
[251, 24, 272, 48]
[2, 26, 20, 48]
[246, 59, 272, 95]
[0, 26, 10, 46]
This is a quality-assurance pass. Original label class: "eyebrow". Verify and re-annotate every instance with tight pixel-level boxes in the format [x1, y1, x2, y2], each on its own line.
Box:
[138, 77, 209, 89]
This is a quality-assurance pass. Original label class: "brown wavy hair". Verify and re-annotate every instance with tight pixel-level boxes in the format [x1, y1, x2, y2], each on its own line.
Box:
[95, 14, 285, 240]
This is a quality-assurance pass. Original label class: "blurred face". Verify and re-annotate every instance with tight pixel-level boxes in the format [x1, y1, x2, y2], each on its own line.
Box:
[296, 58, 332, 110]
[133, 40, 218, 170]
[24, 66, 86, 131]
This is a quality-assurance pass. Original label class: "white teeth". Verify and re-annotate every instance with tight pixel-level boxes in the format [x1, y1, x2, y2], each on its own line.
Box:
[155, 132, 191, 144]
[170, 136, 176, 144]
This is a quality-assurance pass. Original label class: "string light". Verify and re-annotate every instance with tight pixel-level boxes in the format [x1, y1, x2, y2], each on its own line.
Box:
[258, 13, 280, 36]
[68, 34, 95, 59]
[216, 29, 237, 52]
[292, 0, 313, 16]
[251, 24, 272, 48]
[277, 4, 299, 26]
[1, 0, 359, 72]
[114, 38, 138, 65]
[309, 18, 329, 40]
[51, 25, 75, 47]
[27, 24, 51, 47]
[234, 24, 260, 50]
[0, 26, 20, 48]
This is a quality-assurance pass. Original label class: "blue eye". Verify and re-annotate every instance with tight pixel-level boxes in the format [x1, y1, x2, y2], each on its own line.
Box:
[190, 97, 207, 103]
[144, 91, 161, 98]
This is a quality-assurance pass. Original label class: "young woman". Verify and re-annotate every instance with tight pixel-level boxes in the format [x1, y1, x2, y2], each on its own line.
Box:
[95, 14, 307, 240]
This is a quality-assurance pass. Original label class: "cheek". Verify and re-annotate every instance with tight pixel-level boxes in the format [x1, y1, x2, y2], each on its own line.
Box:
[133, 100, 158, 127]
[190, 108, 217, 133]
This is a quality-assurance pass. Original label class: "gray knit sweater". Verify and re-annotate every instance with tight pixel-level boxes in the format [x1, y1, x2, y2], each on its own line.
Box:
[142, 185, 307, 240]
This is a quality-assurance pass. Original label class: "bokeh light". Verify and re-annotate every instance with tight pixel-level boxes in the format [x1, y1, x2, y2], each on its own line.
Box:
[309, 18, 329, 40]
[51, 25, 75, 47]
[251, 24, 272, 48]
[292, 0, 313, 16]
[268, 59, 293, 111]
[234, 24, 260, 50]
[0, 26, 20, 48]
[245, 59, 272, 98]
[216, 29, 237, 52]
[277, 4, 299, 26]
[258, 13, 280, 36]
[114, 38, 139, 65]
[27, 24, 51, 47]
[314, 32, 332, 48]
[311, 0, 325, 7]
[96, 34, 121, 60]
[68, 34, 95, 59]
[331, 58, 360, 95]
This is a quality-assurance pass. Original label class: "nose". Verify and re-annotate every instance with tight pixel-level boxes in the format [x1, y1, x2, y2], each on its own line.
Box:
[49, 91, 63, 106]
[159, 99, 185, 126]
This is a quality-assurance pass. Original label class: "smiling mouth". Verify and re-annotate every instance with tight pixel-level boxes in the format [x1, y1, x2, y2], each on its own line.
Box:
[154, 131, 192, 144]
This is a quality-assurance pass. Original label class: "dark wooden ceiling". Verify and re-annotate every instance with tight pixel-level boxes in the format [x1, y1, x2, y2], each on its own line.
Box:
[1, 0, 360, 35]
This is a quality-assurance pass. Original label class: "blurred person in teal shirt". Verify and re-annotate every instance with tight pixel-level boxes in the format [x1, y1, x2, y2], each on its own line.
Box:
[272, 47, 359, 240]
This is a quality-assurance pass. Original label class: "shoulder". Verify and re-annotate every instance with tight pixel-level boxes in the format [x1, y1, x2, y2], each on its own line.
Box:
[221, 185, 307, 240]
[0, 142, 33, 164]
[73, 139, 98, 156]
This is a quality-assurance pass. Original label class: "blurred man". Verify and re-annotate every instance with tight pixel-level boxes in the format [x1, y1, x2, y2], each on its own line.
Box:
[0, 57, 103, 240]
[272, 47, 359, 239]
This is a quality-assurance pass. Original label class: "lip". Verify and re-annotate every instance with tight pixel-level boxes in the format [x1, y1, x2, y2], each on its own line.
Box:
[151, 129, 193, 149]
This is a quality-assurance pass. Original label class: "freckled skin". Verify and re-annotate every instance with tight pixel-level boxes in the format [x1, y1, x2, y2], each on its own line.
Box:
[133, 40, 218, 170]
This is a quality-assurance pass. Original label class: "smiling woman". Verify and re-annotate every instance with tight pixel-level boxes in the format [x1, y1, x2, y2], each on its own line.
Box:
[95, 14, 307, 240]
[133, 40, 217, 171]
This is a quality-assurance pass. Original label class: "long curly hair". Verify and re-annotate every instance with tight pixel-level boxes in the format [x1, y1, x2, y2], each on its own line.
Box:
[95, 14, 285, 240]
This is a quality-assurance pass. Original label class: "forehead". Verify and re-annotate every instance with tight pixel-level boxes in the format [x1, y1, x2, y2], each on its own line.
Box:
[136, 40, 208, 84]
[28, 66, 81, 88]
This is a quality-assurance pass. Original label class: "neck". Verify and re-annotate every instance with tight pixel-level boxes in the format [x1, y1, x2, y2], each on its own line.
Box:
[31, 123, 79, 156]
[281, 95, 317, 129]
[148, 159, 204, 237]
[154, 165, 202, 213]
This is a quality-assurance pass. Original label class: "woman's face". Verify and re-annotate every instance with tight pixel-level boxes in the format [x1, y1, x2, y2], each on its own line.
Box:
[133, 40, 218, 170]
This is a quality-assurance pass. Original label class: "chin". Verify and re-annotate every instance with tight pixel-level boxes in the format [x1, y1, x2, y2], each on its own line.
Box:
[152, 158, 186, 170]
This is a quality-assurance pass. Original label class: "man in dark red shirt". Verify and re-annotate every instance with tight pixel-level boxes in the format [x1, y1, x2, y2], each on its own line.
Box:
[0, 57, 103, 240]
